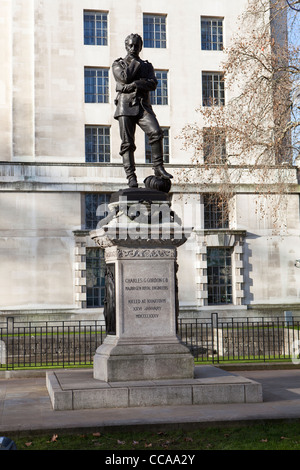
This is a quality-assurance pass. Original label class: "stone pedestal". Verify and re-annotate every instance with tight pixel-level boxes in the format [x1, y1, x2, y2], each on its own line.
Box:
[92, 245, 194, 381]
[46, 188, 264, 410]
[91, 188, 194, 382]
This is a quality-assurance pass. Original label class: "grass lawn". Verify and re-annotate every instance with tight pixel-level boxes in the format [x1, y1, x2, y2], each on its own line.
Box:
[7, 420, 300, 451]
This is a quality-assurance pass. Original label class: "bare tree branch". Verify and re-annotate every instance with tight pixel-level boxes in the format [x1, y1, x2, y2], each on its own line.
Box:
[177, 0, 299, 229]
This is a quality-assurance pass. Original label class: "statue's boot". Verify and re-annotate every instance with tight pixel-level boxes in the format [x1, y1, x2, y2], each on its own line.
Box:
[151, 140, 173, 179]
[123, 151, 138, 187]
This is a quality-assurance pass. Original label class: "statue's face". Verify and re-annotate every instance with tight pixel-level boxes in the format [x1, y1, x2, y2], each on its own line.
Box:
[125, 37, 142, 57]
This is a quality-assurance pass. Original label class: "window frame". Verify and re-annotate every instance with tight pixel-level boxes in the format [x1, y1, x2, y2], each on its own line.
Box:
[85, 125, 111, 163]
[84, 67, 109, 104]
[201, 17, 224, 51]
[143, 14, 167, 48]
[203, 194, 229, 229]
[207, 247, 233, 305]
[202, 72, 225, 106]
[83, 10, 108, 46]
[84, 193, 110, 230]
[150, 70, 168, 106]
[203, 127, 227, 164]
[86, 247, 106, 308]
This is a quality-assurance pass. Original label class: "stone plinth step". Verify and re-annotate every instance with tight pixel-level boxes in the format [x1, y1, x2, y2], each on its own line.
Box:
[46, 365, 263, 411]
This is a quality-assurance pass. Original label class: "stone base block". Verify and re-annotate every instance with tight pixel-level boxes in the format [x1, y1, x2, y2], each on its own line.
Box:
[46, 366, 263, 411]
[93, 335, 195, 382]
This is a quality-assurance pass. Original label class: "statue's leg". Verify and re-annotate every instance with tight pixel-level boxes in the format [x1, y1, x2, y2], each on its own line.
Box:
[138, 113, 173, 180]
[123, 151, 138, 187]
[151, 139, 173, 179]
[119, 117, 138, 187]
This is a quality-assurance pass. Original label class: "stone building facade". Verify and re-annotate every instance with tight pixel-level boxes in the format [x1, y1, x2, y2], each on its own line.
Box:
[0, 0, 299, 321]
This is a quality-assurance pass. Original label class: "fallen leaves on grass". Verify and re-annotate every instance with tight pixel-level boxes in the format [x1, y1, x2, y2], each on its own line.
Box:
[46, 434, 58, 443]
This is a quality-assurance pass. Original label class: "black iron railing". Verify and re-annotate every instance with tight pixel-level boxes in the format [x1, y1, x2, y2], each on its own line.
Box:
[178, 313, 300, 364]
[0, 318, 106, 370]
[0, 314, 300, 370]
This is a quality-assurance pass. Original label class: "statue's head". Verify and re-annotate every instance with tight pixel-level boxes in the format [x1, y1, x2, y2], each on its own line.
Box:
[125, 33, 143, 57]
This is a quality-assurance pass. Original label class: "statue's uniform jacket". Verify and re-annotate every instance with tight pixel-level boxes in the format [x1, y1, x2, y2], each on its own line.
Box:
[111, 52, 170, 184]
[112, 56, 158, 119]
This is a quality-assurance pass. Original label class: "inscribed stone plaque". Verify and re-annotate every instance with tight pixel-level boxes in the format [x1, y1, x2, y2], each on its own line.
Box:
[120, 259, 175, 337]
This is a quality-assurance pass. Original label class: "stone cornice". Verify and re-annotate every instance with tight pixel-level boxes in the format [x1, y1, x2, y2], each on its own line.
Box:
[0, 162, 298, 193]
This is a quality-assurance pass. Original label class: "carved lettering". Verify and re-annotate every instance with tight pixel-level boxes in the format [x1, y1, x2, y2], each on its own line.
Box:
[125, 276, 169, 320]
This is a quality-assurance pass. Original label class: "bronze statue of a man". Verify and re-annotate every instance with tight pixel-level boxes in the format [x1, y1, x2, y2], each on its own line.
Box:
[112, 33, 173, 188]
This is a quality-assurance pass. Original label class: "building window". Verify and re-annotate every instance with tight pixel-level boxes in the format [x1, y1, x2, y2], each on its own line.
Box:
[86, 248, 106, 308]
[84, 11, 108, 45]
[143, 14, 166, 48]
[145, 128, 169, 163]
[85, 193, 110, 230]
[207, 247, 233, 305]
[202, 72, 225, 106]
[85, 126, 110, 162]
[84, 68, 109, 103]
[151, 71, 168, 105]
[203, 194, 229, 229]
[201, 18, 223, 51]
[203, 128, 226, 163]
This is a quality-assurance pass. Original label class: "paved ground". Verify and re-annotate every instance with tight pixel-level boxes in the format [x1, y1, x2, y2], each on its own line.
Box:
[1, 367, 300, 434]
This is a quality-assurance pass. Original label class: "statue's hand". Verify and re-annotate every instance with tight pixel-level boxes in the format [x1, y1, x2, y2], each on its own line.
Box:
[122, 83, 137, 93]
